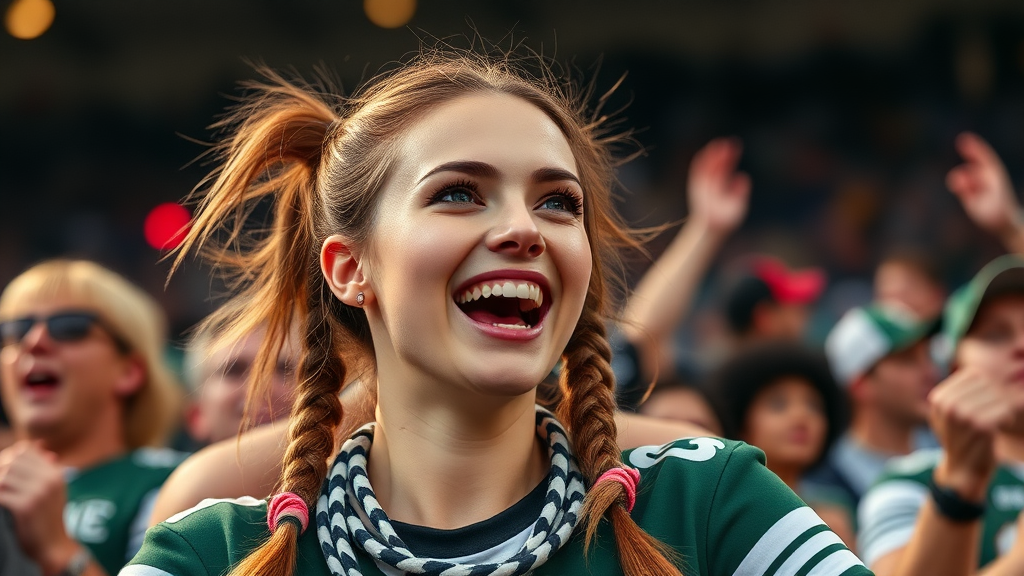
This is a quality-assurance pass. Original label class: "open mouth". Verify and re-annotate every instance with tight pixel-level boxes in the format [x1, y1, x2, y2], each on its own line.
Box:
[455, 279, 549, 330]
[24, 369, 61, 392]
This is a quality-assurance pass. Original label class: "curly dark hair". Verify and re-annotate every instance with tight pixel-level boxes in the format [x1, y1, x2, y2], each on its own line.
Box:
[708, 340, 847, 464]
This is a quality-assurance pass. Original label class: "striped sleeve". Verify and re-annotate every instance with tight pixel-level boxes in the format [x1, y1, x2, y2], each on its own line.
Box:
[856, 479, 927, 567]
[707, 443, 870, 576]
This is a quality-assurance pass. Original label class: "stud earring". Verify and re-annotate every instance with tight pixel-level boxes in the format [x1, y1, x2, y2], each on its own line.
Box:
[355, 292, 365, 306]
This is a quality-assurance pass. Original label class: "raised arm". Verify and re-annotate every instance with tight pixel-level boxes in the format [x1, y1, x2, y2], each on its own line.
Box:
[864, 367, 1024, 576]
[621, 137, 750, 379]
[947, 132, 1024, 255]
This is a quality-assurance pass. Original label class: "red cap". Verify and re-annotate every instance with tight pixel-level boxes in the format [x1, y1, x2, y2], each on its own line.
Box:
[751, 256, 826, 305]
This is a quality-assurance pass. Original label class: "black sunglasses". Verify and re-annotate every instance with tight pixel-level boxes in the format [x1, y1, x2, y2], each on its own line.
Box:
[0, 311, 129, 352]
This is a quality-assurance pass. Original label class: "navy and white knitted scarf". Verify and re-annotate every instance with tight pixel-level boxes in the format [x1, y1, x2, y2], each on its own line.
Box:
[316, 407, 585, 576]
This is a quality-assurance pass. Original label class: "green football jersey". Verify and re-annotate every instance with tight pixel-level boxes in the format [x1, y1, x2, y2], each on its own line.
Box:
[67, 448, 185, 576]
[124, 438, 870, 576]
[858, 449, 1024, 568]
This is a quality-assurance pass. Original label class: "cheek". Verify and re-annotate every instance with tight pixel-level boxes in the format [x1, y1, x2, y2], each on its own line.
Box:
[0, 348, 16, 393]
[744, 408, 778, 444]
[370, 216, 465, 306]
[549, 228, 592, 308]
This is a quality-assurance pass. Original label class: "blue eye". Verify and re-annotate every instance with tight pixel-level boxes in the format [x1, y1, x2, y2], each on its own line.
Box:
[540, 190, 583, 215]
[437, 190, 475, 203]
[428, 180, 480, 206]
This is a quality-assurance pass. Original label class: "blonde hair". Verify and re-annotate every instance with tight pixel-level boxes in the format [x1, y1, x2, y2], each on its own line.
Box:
[177, 48, 681, 576]
[0, 259, 182, 448]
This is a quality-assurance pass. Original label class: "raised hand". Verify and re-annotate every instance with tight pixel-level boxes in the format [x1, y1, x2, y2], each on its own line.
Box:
[928, 366, 1024, 500]
[947, 132, 1024, 245]
[687, 137, 751, 237]
[0, 441, 82, 575]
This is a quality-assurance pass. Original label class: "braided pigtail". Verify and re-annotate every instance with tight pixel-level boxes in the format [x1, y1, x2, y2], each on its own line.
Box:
[228, 286, 348, 576]
[558, 303, 682, 576]
[169, 69, 359, 576]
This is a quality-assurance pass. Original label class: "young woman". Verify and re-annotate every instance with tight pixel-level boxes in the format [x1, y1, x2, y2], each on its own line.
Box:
[125, 51, 868, 576]
[710, 341, 855, 548]
[0, 260, 184, 576]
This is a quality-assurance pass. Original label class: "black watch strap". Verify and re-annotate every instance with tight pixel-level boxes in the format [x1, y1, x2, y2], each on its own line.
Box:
[928, 476, 986, 522]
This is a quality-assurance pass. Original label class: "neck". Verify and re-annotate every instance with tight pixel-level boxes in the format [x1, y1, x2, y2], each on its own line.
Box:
[26, 404, 128, 469]
[849, 406, 916, 455]
[367, 387, 547, 530]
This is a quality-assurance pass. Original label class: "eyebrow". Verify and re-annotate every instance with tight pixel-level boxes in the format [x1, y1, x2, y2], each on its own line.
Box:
[417, 161, 581, 186]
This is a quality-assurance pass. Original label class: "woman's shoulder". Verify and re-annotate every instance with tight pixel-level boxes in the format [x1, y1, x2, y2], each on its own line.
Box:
[623, 436, 758, 477]
[121, 497, 269, 576]
[623, 437, 870, 576]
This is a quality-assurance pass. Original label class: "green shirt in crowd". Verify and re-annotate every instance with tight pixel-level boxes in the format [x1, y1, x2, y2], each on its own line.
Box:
[66, 448, 185, 575]
[124, 438, 869, 576]
[858, 449, 1024, 568]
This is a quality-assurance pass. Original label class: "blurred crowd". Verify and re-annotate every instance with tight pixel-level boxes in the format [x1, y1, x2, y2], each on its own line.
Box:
[3, 109, 1024, 576]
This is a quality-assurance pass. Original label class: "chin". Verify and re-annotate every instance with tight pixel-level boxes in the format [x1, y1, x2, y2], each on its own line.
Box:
[465, 368, 550, 398]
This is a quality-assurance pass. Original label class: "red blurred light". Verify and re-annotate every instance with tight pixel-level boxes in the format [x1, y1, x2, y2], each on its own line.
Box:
[144, 203, 191, 250]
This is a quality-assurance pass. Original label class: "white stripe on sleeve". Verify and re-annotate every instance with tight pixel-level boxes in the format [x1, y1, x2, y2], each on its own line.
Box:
[774, 531, 844, 576]
[164, 496, 263, 525]
[804, 549, 864, 576]
[857, 480, 927, 566]
[733, 507, 825, 576]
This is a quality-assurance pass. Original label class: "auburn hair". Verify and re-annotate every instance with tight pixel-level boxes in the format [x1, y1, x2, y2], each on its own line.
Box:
[175, 47, 682, 576]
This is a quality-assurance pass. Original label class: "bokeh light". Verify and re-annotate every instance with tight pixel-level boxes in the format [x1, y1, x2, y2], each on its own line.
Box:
[144, 203, 191, 251]
[364, 0, 415, 29]
[4, 0, 54, 40]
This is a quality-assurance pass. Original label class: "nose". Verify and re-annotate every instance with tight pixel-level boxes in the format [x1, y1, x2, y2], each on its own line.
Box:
[485, 200, 545, 258]
[21, 322, 53, 354]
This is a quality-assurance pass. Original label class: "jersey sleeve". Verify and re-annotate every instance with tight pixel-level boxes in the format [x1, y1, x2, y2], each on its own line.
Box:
[855, 452, 937, 567]
[120, 497, 266, 576]
[119, 524, 210, 576]
[707, 443, 870, 576]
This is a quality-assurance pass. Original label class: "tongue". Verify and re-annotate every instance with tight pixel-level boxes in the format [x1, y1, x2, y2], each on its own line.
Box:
[466, 309, 525, 326]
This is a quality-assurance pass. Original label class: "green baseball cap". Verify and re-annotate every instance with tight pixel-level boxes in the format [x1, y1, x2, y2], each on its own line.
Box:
[936, 254, 1024, 367]
[825, 303, 935, 385]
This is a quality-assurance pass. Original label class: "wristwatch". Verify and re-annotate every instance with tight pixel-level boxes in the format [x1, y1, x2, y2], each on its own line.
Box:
[56, 547, 91, 576]
[928, 475, 986, 522]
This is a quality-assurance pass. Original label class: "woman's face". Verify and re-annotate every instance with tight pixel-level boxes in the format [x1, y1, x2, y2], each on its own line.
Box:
[743, 376, 828, 472]
[0, 291, 140, 442]
[350, 92, 592, 403]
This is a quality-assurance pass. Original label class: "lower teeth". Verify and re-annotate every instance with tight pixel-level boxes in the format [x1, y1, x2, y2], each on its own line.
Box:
[493, 322, 530, 329]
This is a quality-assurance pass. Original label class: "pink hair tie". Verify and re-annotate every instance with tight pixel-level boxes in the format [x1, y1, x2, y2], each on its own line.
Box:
[594, 466, 642, 512]
[267, 492, 309, 534]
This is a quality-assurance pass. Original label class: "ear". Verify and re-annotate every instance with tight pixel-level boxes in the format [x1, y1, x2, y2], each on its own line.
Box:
[113, 354, 145, 398]
[321, 235, 373, 307]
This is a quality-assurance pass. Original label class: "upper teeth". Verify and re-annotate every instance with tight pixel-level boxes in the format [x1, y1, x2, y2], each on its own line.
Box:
[457, 281, 543, 310]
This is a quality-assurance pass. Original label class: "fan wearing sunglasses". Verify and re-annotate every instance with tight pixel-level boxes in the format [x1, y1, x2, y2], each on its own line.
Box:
[0, 260, 184, 576]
